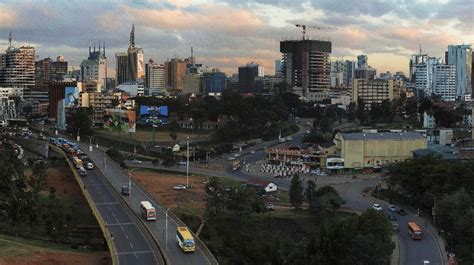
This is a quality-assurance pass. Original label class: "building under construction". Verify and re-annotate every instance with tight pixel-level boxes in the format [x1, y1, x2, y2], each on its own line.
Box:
[280, 39, 332, 101]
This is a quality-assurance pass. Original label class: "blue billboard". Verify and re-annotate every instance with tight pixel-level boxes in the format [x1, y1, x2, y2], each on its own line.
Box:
[138, 105, 168, 125]
[64, 87, 79, 107]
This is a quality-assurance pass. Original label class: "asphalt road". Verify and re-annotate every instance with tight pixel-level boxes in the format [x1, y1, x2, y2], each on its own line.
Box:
[129, 119, 443, 265]
[77, 141, 215, 265]
[57, 151, 160, 264]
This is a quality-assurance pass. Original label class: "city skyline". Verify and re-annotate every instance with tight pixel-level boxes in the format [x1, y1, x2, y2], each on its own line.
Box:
[0, 0, 472, 76]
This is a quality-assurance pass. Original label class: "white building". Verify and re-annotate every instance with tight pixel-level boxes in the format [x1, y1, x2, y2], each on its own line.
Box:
[80, 45, 107, 90]
[415, 57, 441, 96]
[117, 81, 144, 96]
[432, 64, 456, 101]
[448, 44, 472, 98]
[145, 59, 166, 96]
[330, 61, 345, 88]
[423, 111, 436, 128]
[0, 87, 23, 98]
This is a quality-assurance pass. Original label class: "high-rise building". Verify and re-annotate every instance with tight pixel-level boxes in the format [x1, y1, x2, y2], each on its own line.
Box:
[238, 62, 264, 93]
[203, 70, 226, 93]
[352, 79, 404, 109]
[448, 44, 472, 97]
[415, 57, 441, 96]
[80, 43, 107, 91]
[355, 55, 376, 80]
[35, 55, 68, 85]
[432, 64, 456, 101]
[280, 40, 331, 101]
[343, 60, 356, 87]
[145, 59, 165, 96]
[182, 73, 201, 94]
[115, 25, 144, 85]
[164, 58, 188, 93]
[409, 53, 428, 82]
[0, 33, 35, 91]
[275, 59, 282, 76]
[330, 60, 344, 88]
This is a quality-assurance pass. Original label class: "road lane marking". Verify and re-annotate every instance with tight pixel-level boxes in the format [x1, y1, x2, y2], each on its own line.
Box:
[105, 222, 135, 226]
[125, 234, 129, 240]
[129, 242, 134, 249]
[120, 226, 124, 231]
[116, 251, 153, 255]
[96, 202, 120, 205]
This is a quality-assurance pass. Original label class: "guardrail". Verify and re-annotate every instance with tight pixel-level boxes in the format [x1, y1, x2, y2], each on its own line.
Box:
[49, 144, 119, 265]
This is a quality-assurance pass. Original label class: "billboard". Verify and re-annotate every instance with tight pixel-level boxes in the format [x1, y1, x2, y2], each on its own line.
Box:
[138, 105, 168, 125]
[103, 109, 136, 133]
[64, 87, 80, 107]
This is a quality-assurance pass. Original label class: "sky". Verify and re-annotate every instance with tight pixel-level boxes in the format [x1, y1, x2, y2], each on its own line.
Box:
[0, 0, 472, 77]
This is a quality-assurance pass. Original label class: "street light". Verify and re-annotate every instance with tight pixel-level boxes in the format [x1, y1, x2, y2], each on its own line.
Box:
[86, 136, 94, 152]
[128, 168, 140, 197]
[76, 128, 81, 142]
[164, 205, 177, 251]
[96, 138, 99, 149]
[186, 136, 190, 188]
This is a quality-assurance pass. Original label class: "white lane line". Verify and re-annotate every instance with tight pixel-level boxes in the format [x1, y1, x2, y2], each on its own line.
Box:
[116, 251, 153, 255]
[125, 234, 129, 240]
[120, 226, 125, 231]
[129, 242, 134, 249]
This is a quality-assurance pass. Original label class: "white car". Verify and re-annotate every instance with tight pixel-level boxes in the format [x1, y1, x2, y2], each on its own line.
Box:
[177, 161, 187, 166]
[131, 159, 143, 164]
[234, 153, 241, 158]
[85, 162, 94, 170]
[173, 184, 186, 190]
[227, 156, 236, 161]
[286, 136, 293, 141]
[78, 167, 87, 176]
[372, 203, 383, 211]
[250, 150, 256, 154]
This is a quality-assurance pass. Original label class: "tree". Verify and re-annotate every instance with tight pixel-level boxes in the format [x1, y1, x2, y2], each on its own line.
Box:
[168, 120, 179, 144]
[303, 132, 327, 145]
[356, 98, 368, 124]
[314, 185, 345, 212]
[305, 180, 317, 209]
[289, 174, 303, 210]
[67, 107, 94, 136]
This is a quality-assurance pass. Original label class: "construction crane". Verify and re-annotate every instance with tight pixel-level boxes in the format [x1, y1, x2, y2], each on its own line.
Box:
[295, 24, 336, 40]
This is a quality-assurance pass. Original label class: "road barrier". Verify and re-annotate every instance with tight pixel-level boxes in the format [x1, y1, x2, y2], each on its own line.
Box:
[50, 145, 118, 265]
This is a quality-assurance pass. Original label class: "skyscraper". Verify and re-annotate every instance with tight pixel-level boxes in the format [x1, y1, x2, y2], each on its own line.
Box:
[238, 62, 263, 93]
[448, 44, 472, 97]
[80, 43, 107, 90]
[203, 69, 226, 93]
[115, 25, 145, 86]
[415, 57, 441, 96]
[330, 60, 344, 88]
[355, 55, 376, 80]
[0, 33, 35, 90]
[164, 58, 187, 93]
[432, 64, 456, 101]
[280, 39, 331, 101]
[343, 60, 356, 87]
[35, 55, 68, 85]
[275, 59, 282, 76]
[145, 59, 165, 96]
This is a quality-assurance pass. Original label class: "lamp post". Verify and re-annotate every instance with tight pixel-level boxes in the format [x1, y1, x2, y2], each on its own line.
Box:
[76, 128, 81, 142]
[128, 168, 139, 197]
[96, 138, 99, 149]
[186, 136, 190, 188]
[87, 136, 94, 152]
[164, 205, 177, 251]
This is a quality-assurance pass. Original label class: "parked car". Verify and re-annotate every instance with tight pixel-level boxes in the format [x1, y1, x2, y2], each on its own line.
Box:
[173, 184, 187, 190]
[250, 150, 256, 154]
[286, 136, 293, 141]
[389, 205, 397, 212]
[397, 208, 407, 216]
[388, 213, 397, 221]
[227, 156, 236, 161]
[392, 222, 399, 232]
[372, 203, 383, 211]
[131, 159, 143, 164]
[121, 185, 130, 195]
[266, 204, 275, 210]
[177, 161, 187, 166]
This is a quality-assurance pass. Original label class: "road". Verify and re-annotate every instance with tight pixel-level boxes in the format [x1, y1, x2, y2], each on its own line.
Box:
[127, 118, 444, 265]
[51, 147, 161, 265]
[77, 141, 216, 265]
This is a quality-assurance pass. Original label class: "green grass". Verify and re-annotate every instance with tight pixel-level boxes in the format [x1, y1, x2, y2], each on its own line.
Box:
[0, 234, 95, 255]
[275, 190, 290, 203]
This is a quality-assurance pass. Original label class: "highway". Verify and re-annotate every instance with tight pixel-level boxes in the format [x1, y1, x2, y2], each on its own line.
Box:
[76, 141, 216, 265]
[51, 146, 162, 265]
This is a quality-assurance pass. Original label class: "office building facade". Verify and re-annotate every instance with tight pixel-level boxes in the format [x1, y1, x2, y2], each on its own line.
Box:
[145, 59, 165, 96]
[164, 58, 188, 93]
[115, 25, 145, 86]
[203, 70, 226, 93]
[80, 44, 107, 90]
[447, 44, 472, 97]
[352, 79, 404, 109]
[35, 56, 67, 85]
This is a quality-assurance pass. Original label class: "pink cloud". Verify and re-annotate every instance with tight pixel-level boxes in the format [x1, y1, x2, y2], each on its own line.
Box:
[120, 3, 264, 33]
[0, 5, 18, 27]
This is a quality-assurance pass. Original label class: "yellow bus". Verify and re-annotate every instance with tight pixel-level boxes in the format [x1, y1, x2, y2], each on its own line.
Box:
[408, 221, 423, 240]
[176, 226, 195, 252]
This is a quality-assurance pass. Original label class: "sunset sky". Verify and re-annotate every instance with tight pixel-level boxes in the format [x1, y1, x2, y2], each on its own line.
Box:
[0, 0, 472, 77]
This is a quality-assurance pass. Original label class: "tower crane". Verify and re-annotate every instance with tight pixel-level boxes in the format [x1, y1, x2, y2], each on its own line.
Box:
[295, 24, 336, 40]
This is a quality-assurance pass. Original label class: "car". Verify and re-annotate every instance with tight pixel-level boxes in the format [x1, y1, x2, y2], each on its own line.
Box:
[121, 185, 130, 195]
[397, 208, 407, 216]
[389, 205, 397, 212]
[250, 150, 256, 154]
[278, 138, 286, 143]
[305, 130, 311, 134]
[131, 159, 143, 164]
[388, 213, 397, 221]
[78, 167, 87, 176]
[177, 161, 187, 166]
[85, 162, 94, 170]
[286, 136, 293, 141]
[234, 153, 241, 158]
[266, 204, 275, 210]
[173, 184, 187, 190]
[372, 203, 383, 211]
[227, 156, 236, 161]
[392, 222, 399, 232]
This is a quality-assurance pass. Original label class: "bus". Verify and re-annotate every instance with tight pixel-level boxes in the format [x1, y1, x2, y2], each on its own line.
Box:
[176, 226, 195, 252]
[232, 160, 241, 171]
[140, 201, 156, 221]
[408, 221, 422, 240]
[73, 157, 83, 169]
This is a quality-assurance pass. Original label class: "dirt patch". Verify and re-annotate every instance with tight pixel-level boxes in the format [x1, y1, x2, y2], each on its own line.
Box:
[132, 171, 208, 212]
[43, 166, 82, 198]
[0, 250, 109, 265]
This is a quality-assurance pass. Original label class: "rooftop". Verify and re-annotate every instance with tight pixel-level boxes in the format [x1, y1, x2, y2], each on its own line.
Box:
[340, 132, 425, 141]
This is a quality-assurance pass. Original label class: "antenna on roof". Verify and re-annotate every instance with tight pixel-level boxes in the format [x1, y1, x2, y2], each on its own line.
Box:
[419, 44, 422, 55]
[8, 32, 12, 47]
